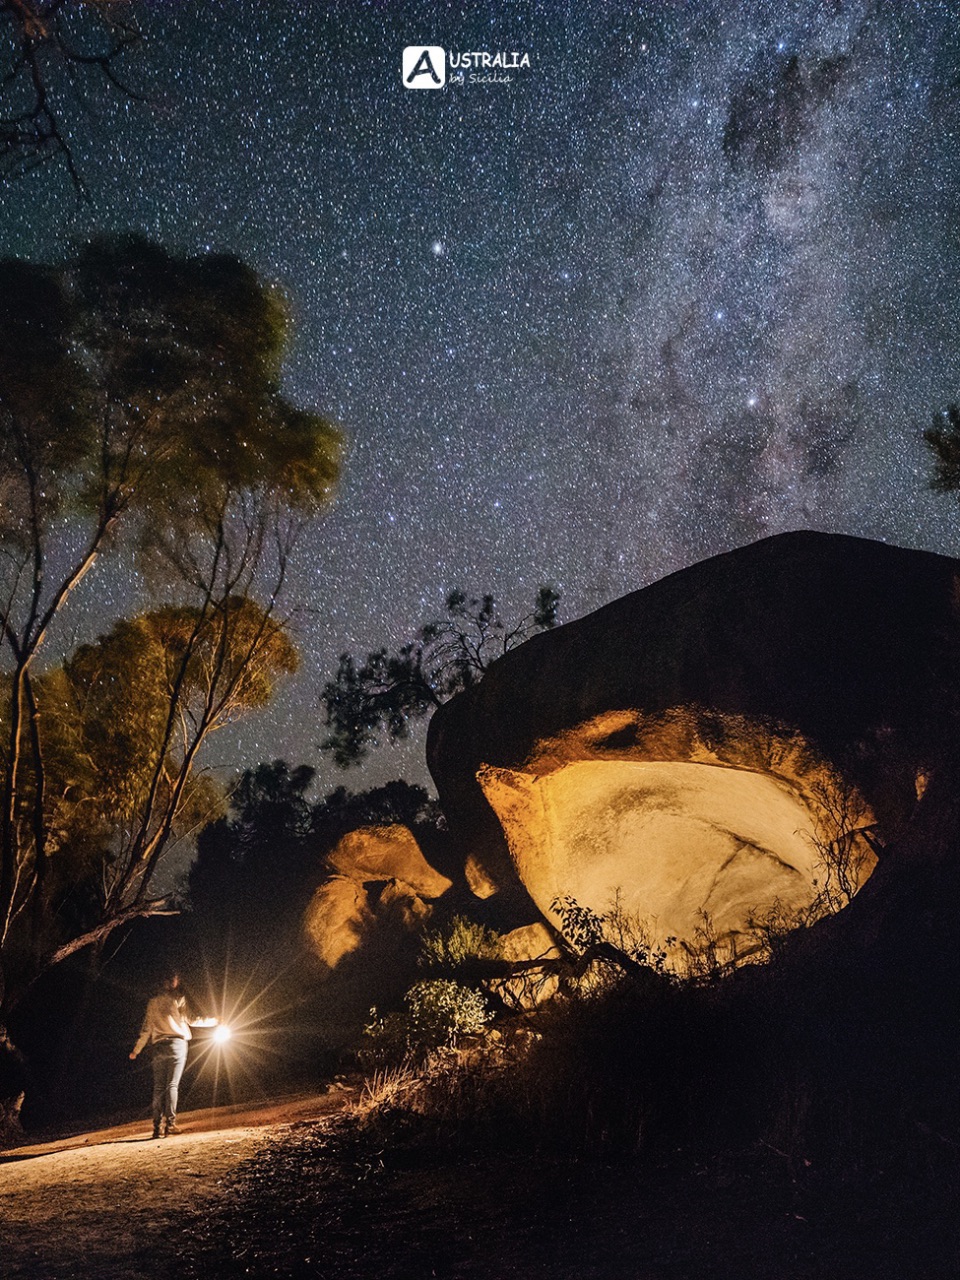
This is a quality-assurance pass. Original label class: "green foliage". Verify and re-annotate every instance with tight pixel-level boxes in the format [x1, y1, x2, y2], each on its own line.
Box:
[0, 237, 341, 562]
[0, 601, 300, 975]
[552, 892, 673, 976]
[0, 236, 340, 1012]
[418, 915, 503, 975]
[363, 979, 491, 1066]
[321, 585, 560, 767]
[406, 979, 490, 1048]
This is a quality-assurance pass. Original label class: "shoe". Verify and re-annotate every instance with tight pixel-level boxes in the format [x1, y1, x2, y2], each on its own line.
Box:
[164, 1122, 181, 1136]
[152, 1125, 161, 1140]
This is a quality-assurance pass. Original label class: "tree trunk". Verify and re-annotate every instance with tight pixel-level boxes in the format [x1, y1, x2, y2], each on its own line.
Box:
[0, 1025, 27, 1148]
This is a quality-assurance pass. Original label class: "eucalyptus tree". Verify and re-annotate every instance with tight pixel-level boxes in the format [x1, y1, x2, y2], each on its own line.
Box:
[0, 236, 340, 1107]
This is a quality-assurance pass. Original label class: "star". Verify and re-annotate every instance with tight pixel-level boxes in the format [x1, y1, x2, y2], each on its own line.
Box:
[0, 0, 955, 797]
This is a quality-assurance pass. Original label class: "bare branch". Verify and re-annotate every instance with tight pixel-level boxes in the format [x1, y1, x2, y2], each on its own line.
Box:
[1, 0, 143, 194]
[41, 897, 177, 971]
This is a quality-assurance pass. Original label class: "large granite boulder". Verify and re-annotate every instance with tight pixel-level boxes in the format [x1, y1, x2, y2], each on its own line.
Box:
[427, 532, 960, 957]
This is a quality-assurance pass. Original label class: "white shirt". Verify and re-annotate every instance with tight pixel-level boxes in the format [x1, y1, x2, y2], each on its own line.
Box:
[131, 992, 193, 1057]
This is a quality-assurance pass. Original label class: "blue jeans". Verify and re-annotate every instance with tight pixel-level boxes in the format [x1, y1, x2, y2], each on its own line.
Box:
[151, 1037, 188, 1125]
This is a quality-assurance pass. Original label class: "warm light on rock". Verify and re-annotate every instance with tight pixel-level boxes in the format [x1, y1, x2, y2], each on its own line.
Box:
[479, 758, 875, 964]
[303, 825, 449, 972]
[427, 534, 954, 959]
[303, 874, 373, 969]
[325, 824, 452, 899]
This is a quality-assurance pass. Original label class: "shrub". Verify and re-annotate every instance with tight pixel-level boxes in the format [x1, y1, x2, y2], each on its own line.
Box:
[418, 915, 503, 974]
[360, 1009, 409, 1067]
[361, 978, 491, 1067]
[406, 978, 490, 1048]
[552, 891, 674, 978]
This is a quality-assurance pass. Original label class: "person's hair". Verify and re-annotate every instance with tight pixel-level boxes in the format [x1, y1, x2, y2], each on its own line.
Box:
[158, 970, 180, 992]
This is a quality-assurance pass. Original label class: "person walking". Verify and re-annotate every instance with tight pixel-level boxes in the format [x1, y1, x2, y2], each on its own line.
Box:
[129, 971, 195, 1139]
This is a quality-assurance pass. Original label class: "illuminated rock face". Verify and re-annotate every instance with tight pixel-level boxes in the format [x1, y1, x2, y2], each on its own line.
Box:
[479, 759, 853, 957]
[427, 533, 960, 954]
[303, 874, 373, 970]
[325, 823, 452, 901]
[303, 824, 450, 971]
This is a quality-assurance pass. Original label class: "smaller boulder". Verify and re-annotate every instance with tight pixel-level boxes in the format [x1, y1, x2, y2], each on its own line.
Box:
[327, 824, 452, 899]
[488, 921, 563, 1011]
[374, 878, 434, 932]
[499, 921, 561, 965]
[302, 825, 454, 1029]
[303, 875, 373, 970]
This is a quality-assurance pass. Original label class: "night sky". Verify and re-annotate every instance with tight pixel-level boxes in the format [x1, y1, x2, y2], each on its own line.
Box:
[3, 0, 959, 793]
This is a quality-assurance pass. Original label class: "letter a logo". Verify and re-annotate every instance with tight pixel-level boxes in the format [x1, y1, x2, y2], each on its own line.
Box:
[402, 46, 446, 89]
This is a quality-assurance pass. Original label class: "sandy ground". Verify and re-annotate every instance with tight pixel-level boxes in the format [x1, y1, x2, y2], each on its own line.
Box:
[2, 1088, 955, 1279]
[0, 1089, 354, 1279]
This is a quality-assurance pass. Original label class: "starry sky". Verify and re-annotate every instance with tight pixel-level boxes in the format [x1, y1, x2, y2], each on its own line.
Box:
[3, 0, 960, 794]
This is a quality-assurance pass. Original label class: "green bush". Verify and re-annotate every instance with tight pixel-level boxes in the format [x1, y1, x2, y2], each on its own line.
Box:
[418, 915, 503, 974]
[362, 978, 491, 1066]
[407, 978, 490, 1047]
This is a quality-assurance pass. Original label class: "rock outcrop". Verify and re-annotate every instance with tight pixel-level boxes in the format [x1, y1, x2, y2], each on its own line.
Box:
[427, 532, 960, 956]
[325, 823, 453, 901]
[302, 824, 454, 1025]
[303, 824, 452, 973]
[487, 922, 563, 1009]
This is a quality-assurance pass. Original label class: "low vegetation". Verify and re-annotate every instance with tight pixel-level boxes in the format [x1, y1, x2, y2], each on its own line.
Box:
[348, 860, 957, 1255]
[362, 978, 491, 1068]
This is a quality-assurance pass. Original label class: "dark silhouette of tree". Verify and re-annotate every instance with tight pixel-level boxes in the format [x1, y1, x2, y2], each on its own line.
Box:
[0, 236, 341, 1132]
[924, 403, 960, 494]
[320, 586, 560, 767]
[312, 778, 442, 848]
[1, 0, 142, 191]
[188, 759, 318, 930]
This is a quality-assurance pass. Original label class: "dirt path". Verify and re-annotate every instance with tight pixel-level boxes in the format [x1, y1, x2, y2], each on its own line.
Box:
[3, 1089, 954, 1279]
[0, 1088, 355, 1279]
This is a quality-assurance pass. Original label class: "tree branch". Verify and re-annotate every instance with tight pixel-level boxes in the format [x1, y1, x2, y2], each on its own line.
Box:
[42, 898, 178, 972]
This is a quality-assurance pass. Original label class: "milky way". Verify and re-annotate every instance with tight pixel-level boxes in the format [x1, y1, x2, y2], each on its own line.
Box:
[2, 0, 959, 790]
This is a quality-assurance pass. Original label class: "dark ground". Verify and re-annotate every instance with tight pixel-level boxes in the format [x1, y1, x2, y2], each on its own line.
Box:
[2, 1087, 956, 1279]
[182, 1114, 959, 1280]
